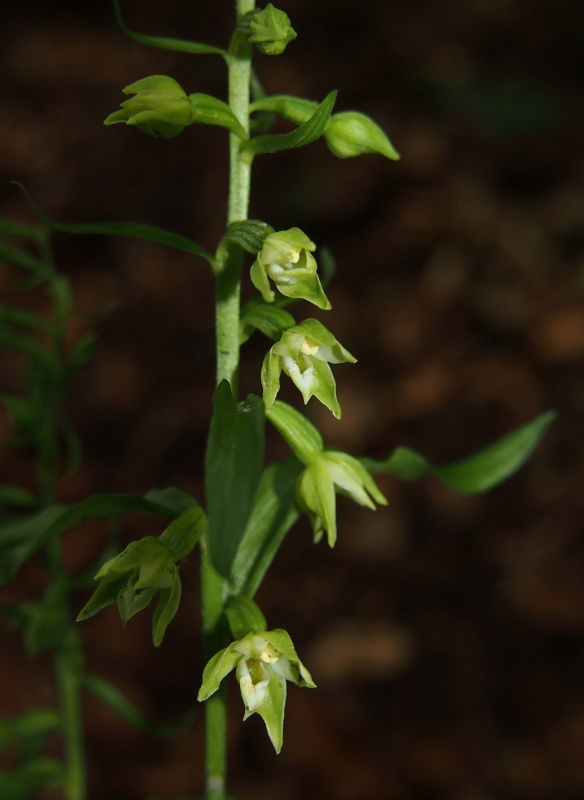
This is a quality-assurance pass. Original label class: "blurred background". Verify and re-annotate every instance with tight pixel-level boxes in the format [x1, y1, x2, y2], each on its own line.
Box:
[1, 1, 584, 798]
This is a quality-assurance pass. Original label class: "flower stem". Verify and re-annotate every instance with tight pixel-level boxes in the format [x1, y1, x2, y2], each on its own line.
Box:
[202, 3, 255, 798]
[55, 624, 87, 800]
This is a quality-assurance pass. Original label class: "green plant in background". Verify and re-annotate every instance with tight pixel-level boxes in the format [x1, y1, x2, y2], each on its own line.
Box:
[0, 2, 555, 799]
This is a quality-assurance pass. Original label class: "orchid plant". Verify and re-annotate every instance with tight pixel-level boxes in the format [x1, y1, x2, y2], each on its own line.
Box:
[0, 2, 555, 799]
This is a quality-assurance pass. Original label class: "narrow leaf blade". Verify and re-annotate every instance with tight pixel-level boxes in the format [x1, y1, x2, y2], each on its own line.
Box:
[205, 381, 265, 577]
[229, 457, 303, 597]
[14, 184, 216, 266]
[363, 411, 556, 495]
[243, 91, 337, 157]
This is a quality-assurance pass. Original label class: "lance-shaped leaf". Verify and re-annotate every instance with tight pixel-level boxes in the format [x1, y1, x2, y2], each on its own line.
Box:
[229, 457, 303, 597]
[113, 0, 227, 58]
[240, 301, 296, 344]
[205, 381, 265, 577]
[241, 91, 337, 158]
[362, 411, 556, 494]
[0, 489, 197, 584]
[14, 183, 216, 267]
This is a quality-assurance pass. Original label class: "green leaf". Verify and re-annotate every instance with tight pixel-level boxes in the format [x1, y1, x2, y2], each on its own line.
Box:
[250, 94, 318, 125]
[363, 411, 556, 495]
[241, 91, 337, 158]
[226, 596, 268, 639]
[188, 93, 247, 139]
[0, 493, 182, 584]
[0, 709, 60, 749]
[229, 457, 303, 597]
[265, 400, 323, 464]
[14, 184, 216, 267]
[205, 381, 265, 577]
[240, 301, 296, 343]
[0, 759, 63, 800]
[113, 0, 227, 58]
[81, 672, 188, 736]
[0, 486, 37, 509]
[0, 240, 51, 278]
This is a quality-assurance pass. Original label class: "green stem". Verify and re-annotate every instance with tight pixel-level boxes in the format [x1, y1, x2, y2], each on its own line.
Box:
[55, 625, 86, 800]
[202, 3, 255, 799]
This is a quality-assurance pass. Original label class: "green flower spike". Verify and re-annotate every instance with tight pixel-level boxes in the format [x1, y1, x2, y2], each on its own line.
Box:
[77, 536, 180, 646]
[250, 227, 331, 310]
[198, 629, 315, 753]
[297, 451, 388, 546]
[261, 318, 356, 419]
[104, 75, 196, 139]
[249, 4, 297, 56]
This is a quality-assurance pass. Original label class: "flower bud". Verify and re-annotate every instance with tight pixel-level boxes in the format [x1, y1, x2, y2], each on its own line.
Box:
[104, 75, 195, 139]
[250, 227, 331, 310]
[249, 4, 297, 56]
[325, 111, 400, 160]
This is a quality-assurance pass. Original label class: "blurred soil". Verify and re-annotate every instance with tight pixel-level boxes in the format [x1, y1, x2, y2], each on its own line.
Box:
[1, 1, 584, 799]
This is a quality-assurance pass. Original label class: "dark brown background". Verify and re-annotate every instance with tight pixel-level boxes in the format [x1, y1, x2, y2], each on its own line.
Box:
[1, 1, 584, 798]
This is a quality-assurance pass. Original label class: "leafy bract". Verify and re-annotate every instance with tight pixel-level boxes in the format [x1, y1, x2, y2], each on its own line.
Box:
[362, 411, 555, 494]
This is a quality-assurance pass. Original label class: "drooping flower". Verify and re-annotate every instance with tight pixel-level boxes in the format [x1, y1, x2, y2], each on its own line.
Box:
[197, 629, 315, 753]
[250, 227, 331, 310]
[104, 75, 195, 139]
[296, 450, 388, 546]
[261, 318, 355, 418]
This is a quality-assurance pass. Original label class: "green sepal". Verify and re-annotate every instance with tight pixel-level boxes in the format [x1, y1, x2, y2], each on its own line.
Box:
[77, 533, 185, 647]
[197, 629, 315, 753]
[249, 227, 331, 310]
[297, 450, 387, 546]
[188, 93, 248, 139]
[240, 300, 296, 344]
[325, 111, 400, 160]
[224, 219, 275, 255]
[262, 319, 356, 418]
[242, 91, 337, 158]
[362, 411, 556, 495]
[265, 400, 323, 464]
[14, 183, 216, 267]
[113, 0, 227, 59]
[158, 503, 207, 562]
[226, 597, 268, 640]
[205, 381, 265, 577]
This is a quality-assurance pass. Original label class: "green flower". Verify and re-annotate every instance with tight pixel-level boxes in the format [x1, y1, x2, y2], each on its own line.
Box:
[198, 629, 315, 753]
[77, 536, 181, 646]
[104, 75, 195, 139]
[297, 451, 388, 546]
[250, 228, 331, 310]
[249, 4, 297, 56]
[261, 318, 356, 419]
